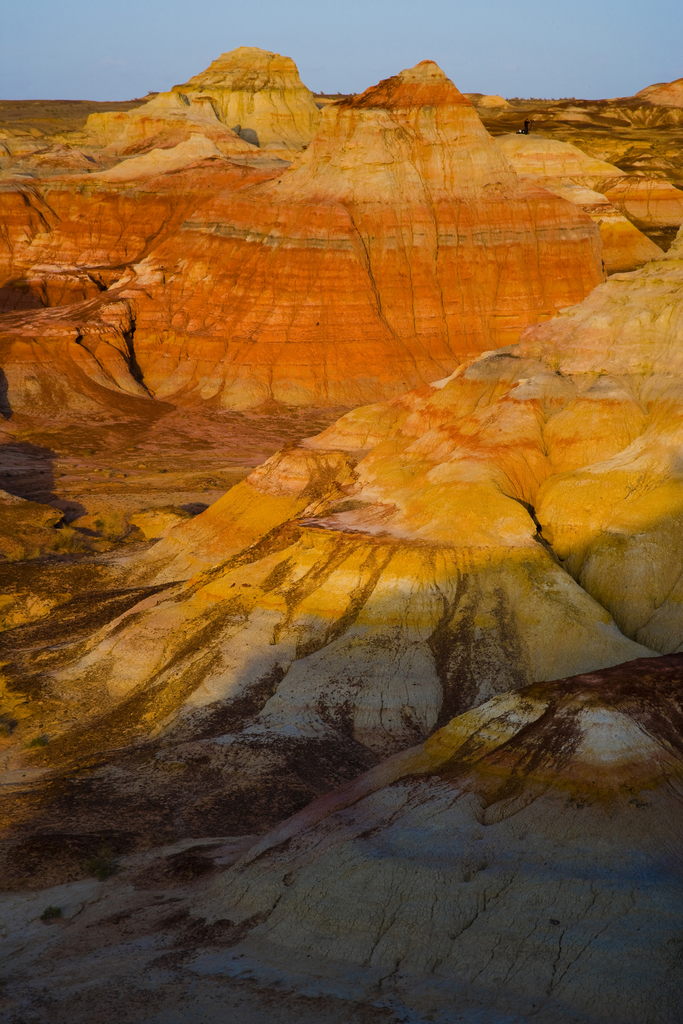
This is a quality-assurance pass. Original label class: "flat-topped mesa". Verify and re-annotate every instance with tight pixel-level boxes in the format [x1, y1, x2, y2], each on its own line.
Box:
[84, 46, 321, 156]
[123, 60, 602, 410]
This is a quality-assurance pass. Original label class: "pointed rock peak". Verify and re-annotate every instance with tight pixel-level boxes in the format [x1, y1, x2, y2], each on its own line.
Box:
[343, 59, 469, 110]
[398, 59, 451, 82]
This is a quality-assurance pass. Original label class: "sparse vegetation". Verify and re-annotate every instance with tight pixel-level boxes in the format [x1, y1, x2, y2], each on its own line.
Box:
[40, 905, 62, 921]
[84, 846, 117, 881]
[0, 715, 18, 738]
[26, 733, 48, 748]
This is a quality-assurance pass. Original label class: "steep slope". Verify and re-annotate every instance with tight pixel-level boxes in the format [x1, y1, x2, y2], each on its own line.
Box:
[118, 60, 602, 410]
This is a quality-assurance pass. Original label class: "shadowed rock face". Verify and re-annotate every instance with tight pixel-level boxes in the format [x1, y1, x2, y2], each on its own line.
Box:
[195, 654, 683, 1024]
[2, 655, 681, 1024]
[118, 60, 602, 410]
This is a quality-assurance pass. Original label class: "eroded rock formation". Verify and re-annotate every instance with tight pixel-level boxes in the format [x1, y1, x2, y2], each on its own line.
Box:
[116, 60, 602, 409]
[2, 655, 681, 1024]
[636, 75, 683, 107]
[0, 151, 281, 313]
[83, 47, 320, 162]
[496, 134, 672, 271]
[2, 54, 683, 1024]
[5, 230, 683, 867]
[198, 655, 683, 1024]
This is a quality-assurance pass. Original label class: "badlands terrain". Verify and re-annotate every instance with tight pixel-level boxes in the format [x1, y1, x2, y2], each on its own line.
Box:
[1, 47, 683, 1023]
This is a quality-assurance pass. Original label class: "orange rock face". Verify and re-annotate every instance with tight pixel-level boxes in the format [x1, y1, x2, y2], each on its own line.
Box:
[0, 155, 282, 312]
[0, 298, 154, 418]
[119, 61, 602, 409]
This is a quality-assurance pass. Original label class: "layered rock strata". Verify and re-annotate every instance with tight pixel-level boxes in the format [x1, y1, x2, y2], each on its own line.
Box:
[197, 654, 683, 1024]
[0, 48, 316, 180]
[0, 151, 282, 313]
[0, 298, 155, 417]
[636, 76, 683, 107]
[83, 47, 321, 159]
[496, 133, 671, 271]
[118, 60, 602, 409]
[9, 233, 683, 850]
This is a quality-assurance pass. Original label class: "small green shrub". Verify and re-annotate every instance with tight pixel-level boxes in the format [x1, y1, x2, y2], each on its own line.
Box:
[26, 734, 48, 748]
[40, 905, 62, 921]
[84, 846, 117, 881]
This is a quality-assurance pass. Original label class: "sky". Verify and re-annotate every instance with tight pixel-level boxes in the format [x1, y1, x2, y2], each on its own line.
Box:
[1, 0, 680, 102]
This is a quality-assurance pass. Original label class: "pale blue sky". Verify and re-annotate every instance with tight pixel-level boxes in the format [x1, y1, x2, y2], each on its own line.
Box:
[1, 0, 680, 102]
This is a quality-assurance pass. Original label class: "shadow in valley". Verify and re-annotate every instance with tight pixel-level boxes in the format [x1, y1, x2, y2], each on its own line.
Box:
[0, 369, 12, 420]
[0, 439, 84, 517]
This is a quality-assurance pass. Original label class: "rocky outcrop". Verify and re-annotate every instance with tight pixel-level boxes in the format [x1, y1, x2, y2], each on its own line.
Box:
[601, 174, 683, 236]
[119, 60, 602, 410]
[0, 153, 282, 312]
[0, 298, 156, 418]
[10, 233, 683, 835]
[465, 93, 511, 108]
[197, 654, 683, 1024]
[3, 227, 682, 850]
[3, 654, 681, 1024]
[496, 134, 668, 271]
[0, 48, 315, 181]
[168, 45, 322, 151]
[636, 76, 683, 107]
[84, 47, 321, 158]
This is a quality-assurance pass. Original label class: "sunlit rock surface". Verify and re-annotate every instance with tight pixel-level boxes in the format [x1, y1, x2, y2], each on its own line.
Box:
[496, 134, 669, 271]
[84, 47, 321, 161]
[636, 75, 683, 107]
[1, 56, 683, 1024]
[0, 154, 281, 313]
[118, 60, 601, 409]
[6, 232, 683, 873]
